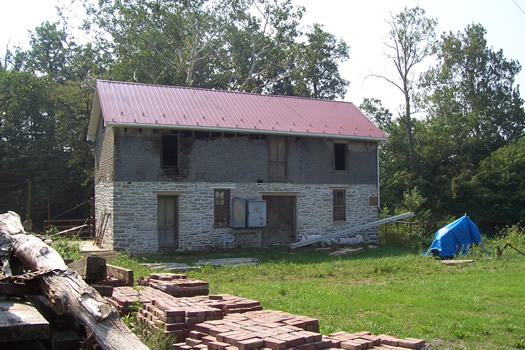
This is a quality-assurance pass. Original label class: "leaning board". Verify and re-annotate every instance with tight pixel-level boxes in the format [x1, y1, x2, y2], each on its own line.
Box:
[0, 300, 49, 342]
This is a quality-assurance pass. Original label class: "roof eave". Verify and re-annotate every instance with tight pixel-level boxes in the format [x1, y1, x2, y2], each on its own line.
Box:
[87, 90, 101, 142]
[105, 121, 387, 142]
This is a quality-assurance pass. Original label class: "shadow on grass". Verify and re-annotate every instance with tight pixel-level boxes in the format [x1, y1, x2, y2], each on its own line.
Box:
[135, 239, 429, 266]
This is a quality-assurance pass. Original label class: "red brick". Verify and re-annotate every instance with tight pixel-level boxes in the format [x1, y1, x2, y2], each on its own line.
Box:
[165, 323, 187, 332]
[314, 340, 332, 350]
[378, 334, 399, 346]
[209, 341, 231, 350]
[186, 338, 202, 346]
[189, 330, 206, 340]
[352, 331, 371, 337]
[398, 338, 426, 349]
[340, 340, 366, 350]
[202, 335, 217, 345]
[296, 343, 316, 350]
[237, 338, 265, 350]
[263, 338, 288, 350]
[358, 335, 381, 346]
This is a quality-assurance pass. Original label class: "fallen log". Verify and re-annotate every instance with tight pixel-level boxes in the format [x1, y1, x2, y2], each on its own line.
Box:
[0, 211, 148, 350]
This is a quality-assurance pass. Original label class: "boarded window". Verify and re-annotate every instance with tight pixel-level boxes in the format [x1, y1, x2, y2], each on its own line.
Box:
[268, 136, 287, 180]
[162, 135, 178, 167]
[334, 143, 346, 171]
[333, 190, 346, 221]
[214, 189, 231, 226]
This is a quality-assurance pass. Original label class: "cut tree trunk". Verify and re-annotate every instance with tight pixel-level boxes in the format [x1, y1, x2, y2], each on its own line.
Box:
[0, 212, 148, 350]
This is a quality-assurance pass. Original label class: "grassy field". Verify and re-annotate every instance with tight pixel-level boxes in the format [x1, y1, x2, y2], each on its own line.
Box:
[56, 230, 525, 350]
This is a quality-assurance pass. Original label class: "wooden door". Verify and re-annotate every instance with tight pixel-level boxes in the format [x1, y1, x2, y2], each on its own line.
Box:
[262, 196, 296, 246]
[157, 196, 179, 249]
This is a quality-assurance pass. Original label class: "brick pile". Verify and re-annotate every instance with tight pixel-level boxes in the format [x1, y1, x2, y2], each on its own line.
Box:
[138, 273, 210, 297]
[323, 331, 426, 350]
[109, 286, 172, 315]
[175, 324, 426, 350]
[173, 310, 324, 350]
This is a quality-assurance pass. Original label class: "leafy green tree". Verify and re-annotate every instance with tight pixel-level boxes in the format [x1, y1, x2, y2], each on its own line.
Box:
[469, 138, 525, 232]
[0, 21, 95, 228]
[418, 24, 525, 227]
[288, 24, 349, 99]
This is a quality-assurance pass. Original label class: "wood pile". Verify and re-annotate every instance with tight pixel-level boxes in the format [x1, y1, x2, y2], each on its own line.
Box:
[138, 273, 210, 297]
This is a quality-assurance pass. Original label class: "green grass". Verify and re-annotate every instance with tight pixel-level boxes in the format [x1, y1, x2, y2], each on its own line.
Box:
[63, 230, 525, 350]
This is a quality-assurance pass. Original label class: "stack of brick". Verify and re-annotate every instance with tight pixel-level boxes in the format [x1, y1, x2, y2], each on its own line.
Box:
[173, 310, 326, 350]
[188, 294, 262, 315]
[174, 318, 427, 350]
[323, 331, 426, 350]
[137, 297, 223, 342]
[109, 286, 172, 315]
[138, 273, 210, 297]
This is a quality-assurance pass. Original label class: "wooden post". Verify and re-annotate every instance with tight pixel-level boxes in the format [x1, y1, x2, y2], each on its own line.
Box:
[0, 212, 148, 350]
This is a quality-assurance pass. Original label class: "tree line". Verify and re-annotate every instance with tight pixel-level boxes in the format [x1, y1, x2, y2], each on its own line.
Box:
[0, 1, 523, 235]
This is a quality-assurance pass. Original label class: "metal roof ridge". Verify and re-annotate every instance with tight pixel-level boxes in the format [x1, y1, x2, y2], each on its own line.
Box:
[96, 79, 356, 105]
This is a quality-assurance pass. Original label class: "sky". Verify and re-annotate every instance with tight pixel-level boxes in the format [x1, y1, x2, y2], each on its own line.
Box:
[1, 0, 524, 116]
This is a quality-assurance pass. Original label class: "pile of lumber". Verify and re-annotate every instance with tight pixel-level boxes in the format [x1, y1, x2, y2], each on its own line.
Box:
[138, 273, 209, 297]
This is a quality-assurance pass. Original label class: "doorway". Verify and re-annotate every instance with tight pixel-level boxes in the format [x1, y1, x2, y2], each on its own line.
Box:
[261, 195, 296, 246]
[157, 196, 179, 249]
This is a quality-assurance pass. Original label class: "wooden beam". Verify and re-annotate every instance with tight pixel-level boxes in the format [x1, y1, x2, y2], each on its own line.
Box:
[67, 256, 107, 282]
[0, 300, 49, 342]
[0, 281, 40, 296]
[106, 264, 134, 286]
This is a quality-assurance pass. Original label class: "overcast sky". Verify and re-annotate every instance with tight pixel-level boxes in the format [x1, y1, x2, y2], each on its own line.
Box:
[1, 0, 524, 116]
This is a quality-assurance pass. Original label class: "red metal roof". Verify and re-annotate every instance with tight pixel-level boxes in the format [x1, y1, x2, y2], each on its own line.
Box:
[88, 80, 385, 141]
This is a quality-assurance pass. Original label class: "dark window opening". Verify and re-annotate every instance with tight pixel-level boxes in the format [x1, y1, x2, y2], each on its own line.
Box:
[333, 190, 346, 222]
[334, 143, 347, 171]
[181, 130, 193, 137]
[195, 131, 210, 139]
[162, 135, 178, 167]
[214, 189, 231, 226]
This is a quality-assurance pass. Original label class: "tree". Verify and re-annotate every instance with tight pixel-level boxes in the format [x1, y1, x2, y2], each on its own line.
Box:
[288, 24, 349, 99]
[0, 21, 95, 229]
[417, 24, 525, 225]
[80, 0, 349, 99]
[469, 138, 525, 231]
[375, 6, 437, 174]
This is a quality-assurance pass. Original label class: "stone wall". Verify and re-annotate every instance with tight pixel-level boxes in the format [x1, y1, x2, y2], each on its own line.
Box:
[105, 181, 378, 252]
[94, 181, 114, 249]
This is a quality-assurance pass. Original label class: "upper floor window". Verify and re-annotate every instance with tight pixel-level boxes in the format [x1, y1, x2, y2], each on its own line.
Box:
[162, 135, 178, 167]
[214, 189, 231, 226]
[334, 142, 347, 171]
[268, 136, 287, 181]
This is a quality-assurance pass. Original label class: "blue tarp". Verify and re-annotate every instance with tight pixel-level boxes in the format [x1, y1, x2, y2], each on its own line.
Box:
[424, 215, 482, 258]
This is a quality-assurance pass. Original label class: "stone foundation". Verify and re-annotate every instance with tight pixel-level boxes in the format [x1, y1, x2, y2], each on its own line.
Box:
[95, 181, 378, 252]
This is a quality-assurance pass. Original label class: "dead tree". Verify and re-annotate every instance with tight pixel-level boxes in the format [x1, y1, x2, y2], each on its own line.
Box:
[0, 211, 148, 350]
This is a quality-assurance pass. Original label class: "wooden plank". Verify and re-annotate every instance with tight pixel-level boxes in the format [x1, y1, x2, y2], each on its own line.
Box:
[106, 264, 134, 286]
[0, 281, 40, 296]
[0, 300, 49, 342]
[67, 256, 107, 281]
[290, 212, 414, 249]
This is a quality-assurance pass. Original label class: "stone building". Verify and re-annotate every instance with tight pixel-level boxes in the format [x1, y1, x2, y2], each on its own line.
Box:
[87, 80, 386, 252]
